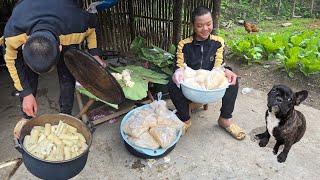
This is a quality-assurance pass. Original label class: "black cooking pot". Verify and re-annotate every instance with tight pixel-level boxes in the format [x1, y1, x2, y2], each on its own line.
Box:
[14, 114, 94, 180]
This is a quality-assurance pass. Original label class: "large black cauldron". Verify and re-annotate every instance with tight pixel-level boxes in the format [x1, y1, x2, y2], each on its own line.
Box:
[14, 114, 94, 180]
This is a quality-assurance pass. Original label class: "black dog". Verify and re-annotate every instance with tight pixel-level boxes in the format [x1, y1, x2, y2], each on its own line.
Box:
[256, 85, 308, 163]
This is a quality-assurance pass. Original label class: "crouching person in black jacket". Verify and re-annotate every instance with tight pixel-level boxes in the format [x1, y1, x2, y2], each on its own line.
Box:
[4, 0, 106, 137]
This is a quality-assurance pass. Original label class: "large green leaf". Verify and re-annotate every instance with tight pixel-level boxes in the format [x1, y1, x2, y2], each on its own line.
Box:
[284, 47, 302, 70]
[130, 36, 147, 54]
[113, 65, 168, 84]
[120, 74, 148, 101]
[130, 36, 175, 75]
[160, 66, 173, 75]
[299, 58, 320, 76]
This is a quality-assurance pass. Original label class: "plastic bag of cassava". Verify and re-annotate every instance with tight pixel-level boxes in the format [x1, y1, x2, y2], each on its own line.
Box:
[122, 100, 184, 150]
[23, 120, 88, 161]
[182, 64, 228, 90]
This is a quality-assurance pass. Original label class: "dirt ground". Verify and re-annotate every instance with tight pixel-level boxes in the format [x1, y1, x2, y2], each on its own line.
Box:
[225, 54, 320, 110]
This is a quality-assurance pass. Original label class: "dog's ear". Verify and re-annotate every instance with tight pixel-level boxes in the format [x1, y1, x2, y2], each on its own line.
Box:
[295, 90, 308, 105]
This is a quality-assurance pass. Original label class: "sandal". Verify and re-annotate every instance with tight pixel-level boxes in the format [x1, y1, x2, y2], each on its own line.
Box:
[182, 121, 192, 135]
[224, 123, 246, 140]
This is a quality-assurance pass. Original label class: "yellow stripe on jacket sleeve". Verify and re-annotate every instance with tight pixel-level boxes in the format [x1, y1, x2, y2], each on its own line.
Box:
[85, 28, 97, 49]
[176, 37, 193, 68]
[210, 35, 225, 67]
[59, 28, 97, 48]
[4, 34, 28, 91]
[59, 32, 86, 46]
[0, 36, 4, 46]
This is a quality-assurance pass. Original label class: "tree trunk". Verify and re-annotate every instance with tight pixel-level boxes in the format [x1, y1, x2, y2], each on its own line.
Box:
[258, 0, 262, 22]
[128, 0, 135, 41]
[277, 0, 281, 15]
[292, 0, 296, 18]
[212, 0, 221, 35]
[311, 0, 315, 16]
[172, 0, 183, 47]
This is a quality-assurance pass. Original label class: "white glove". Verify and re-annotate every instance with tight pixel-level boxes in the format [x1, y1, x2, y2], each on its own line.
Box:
[86, 2, 104, 13]
[172, 68, 184, 84]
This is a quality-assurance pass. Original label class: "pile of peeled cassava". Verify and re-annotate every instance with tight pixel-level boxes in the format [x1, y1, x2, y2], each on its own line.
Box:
[122, 100, 185, 150]
[182, 64, 229, 90]
[23, 120, 88, 161]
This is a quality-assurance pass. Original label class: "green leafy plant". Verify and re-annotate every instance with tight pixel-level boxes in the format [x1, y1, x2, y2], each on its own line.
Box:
[130, 36, 175, 75]
[229, 29, 320, 77]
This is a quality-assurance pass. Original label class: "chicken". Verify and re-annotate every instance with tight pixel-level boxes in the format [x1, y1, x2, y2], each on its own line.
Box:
[243, 21, 259, 33]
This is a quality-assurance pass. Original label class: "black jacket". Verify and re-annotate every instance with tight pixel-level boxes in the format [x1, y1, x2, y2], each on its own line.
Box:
[174, 34, 225, 71]
[4, 0, 101, 97]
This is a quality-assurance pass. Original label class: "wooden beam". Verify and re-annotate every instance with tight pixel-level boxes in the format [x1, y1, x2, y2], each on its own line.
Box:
[75, 91, 89, 123]
[76, 99, 95, 119]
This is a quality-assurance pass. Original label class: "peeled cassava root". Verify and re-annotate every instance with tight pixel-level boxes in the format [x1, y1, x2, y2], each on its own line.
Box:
[23, 120, 88, 161]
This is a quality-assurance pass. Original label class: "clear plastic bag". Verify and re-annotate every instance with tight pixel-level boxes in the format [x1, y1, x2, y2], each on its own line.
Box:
[157, 110, 184, 131]
[127, 131, 160, 150]
[122, 110, 157, 138]
[182, 64, 228, 90]
[149, 126, 177, 149]
[204, 70, 228, 90]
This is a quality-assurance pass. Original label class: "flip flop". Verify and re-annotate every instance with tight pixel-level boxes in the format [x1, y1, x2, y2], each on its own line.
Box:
[182, 121, 192, 135]
[224, 123, 246, 140]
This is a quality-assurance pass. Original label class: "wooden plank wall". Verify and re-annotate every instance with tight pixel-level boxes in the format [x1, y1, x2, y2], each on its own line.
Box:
[181, 0, 215, 38]
[132, 0, 174, 50]
[1, 0, 216, 52]
[88, 0, 216, 52]
[80, 0, 131, 52]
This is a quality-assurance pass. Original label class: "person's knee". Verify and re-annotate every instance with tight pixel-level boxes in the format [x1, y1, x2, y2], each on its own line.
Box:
[167, 78, 177, 92]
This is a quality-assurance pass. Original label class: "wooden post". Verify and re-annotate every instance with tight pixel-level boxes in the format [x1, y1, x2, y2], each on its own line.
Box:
[75, 91, 89, 123]
[172, 0, 183, 46]
[128, 0, 135, 41]
[212, 0, 221, 35]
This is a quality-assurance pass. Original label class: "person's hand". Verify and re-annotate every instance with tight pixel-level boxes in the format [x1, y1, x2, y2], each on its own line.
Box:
[224, 69, 237, 85]
[22, 94, 37, 117]
[172, 68, 184, 84]
[93, 55, 107, 68]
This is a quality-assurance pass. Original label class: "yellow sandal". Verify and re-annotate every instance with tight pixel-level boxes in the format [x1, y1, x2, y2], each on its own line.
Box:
[182, 121, 192, 135]
[225, 123, 246, 140]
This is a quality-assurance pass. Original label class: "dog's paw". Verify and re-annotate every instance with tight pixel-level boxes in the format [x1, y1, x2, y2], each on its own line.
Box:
[273, 149, 278, 155]
[273, 146, 280, 155]
[258, 138, 269, 147]
[277, 152, 287, 163]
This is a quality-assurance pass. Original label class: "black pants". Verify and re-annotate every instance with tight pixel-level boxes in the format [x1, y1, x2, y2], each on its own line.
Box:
[21, 48, 75, 119]
[168, 73, 239, 122]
